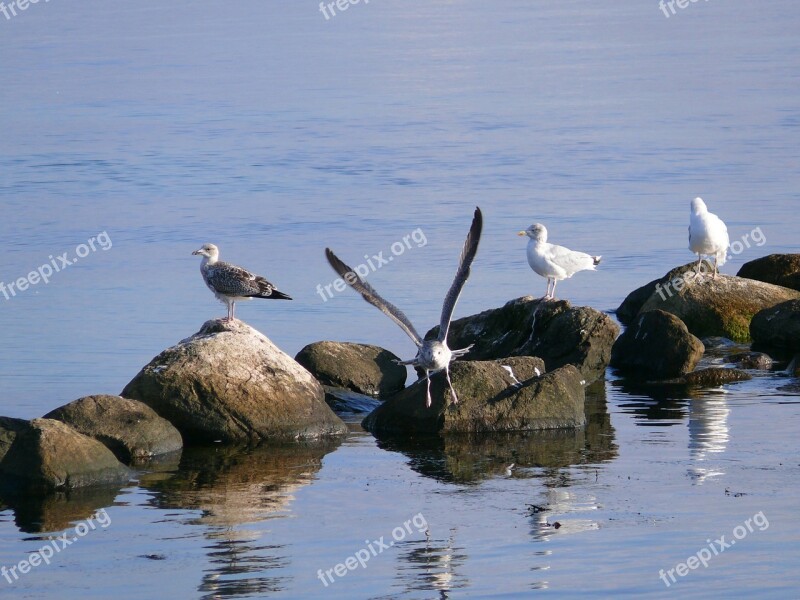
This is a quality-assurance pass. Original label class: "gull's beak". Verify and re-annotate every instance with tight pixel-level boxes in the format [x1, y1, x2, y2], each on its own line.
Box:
[517, 231, 527, 237]
[192, 249, 202, 255]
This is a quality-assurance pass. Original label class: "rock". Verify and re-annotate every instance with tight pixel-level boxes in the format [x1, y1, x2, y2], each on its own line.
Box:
[682, 368, 752, 387]
[44, 395, 183, 463]
[122, 319, 347, 443]
[616, 261, 703, 326]
[295, 341, 406, 398]
[425, 296, 618, 384]
[750, 299, 800, 352]
[610, 310, 704, 379]
[738, 254, 800, 292]
[323, 387, 383, 415]
[636, 272, 800, 342]
[788, 355, 800, 377]
[0, 418, 131, 491]
[726, 352, 773, 370]
[363, 358, 584, 435]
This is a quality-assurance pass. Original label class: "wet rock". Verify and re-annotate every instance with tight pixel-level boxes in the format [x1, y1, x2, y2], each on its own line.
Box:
[726, 352, 773, 370]
[682, 368, 752, 387]
[636, 271, 800, 342]
[44, 395, 183, 463]
[750, 299, 800, 352]
[295, 341, 406, 398]
[616, 261, 703, 326]
[122, 319, 347, 444]
[610, 310, 704, 379]
[738, 254, 800, 292]
[323, 387, 382, 415]
[363, 358, 583, 435]
[0, 418, 131, 491]
[425, 296, 618, 384]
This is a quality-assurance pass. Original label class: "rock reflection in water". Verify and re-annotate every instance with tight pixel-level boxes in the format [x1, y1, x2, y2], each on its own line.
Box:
[138, 440, 341, 599]
[374, 381, 616, 484]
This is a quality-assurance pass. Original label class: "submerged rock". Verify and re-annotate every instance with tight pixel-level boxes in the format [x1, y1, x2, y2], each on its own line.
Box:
[295, 341, 406, 398]
[610, 310, 704, 379]
[122, 319, 347, 443]
[682, 368, 752, 387]
[323, 387, 382, 415]
[750, 299, 800, 352]
[0, 418, 131, 491]
[363, 357, 584, 435]
[635, 272, 800, 342]
[738, 254, 800, 292]
[425, 296, 618, 384]
[726, 352, 773, 370]
[44, 395, 183, 463]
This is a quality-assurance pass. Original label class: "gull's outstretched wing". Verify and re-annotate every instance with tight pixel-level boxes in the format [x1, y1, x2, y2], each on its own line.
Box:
[325, 248, 423, 347]
[439, 206, 483, 342]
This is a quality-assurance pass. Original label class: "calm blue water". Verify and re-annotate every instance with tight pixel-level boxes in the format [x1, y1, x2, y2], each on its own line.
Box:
[1, 1, 799, 598]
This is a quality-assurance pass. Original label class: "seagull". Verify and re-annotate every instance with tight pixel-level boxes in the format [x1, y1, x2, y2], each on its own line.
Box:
[326, 207, 483, 408]
[518, 223, 601, 300]
[689, 197, 729, 279]
[192, 243, 291, 322]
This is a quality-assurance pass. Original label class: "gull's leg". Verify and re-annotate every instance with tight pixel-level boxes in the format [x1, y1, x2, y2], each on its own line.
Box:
[695, 255, 702, 277]
[445, 366, 458, 405]
[551, 279, 558, 300]
[425, 370, 432, 408]
[713, 255, 719, 279]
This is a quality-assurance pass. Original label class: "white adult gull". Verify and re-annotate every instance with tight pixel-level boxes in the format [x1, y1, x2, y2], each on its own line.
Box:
[518, 223, 601, 300]
[192, 243, 291, 322]
[689, 197, 729, 279]
[326, 207, 483, 408]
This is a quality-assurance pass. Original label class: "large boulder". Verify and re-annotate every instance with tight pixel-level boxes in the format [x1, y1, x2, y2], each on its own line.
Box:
[122, 319, 347, 443]
[636, 272, 800, 342]
[750, 299, 800, 352]
[44, 395, 183, 463]
[363, 358, 584, 435]
[295, 341, 406, 398]
[738, 254, 800, 292]
[425, 296, 618, 384]
[0, 418, 131, 491]
[610, 310, 704, 379]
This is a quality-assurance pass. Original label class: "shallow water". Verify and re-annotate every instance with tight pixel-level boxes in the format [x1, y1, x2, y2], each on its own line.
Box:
[1, 1, 799, 598]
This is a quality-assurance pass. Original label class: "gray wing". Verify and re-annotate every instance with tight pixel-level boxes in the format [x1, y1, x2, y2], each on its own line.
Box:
[325, 248, 423, 347]
[439, 206, 483, 342]
[206, 262, 281, 298]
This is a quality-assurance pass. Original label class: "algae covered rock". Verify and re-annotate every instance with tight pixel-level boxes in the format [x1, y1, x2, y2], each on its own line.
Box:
[295, 341, 406, 398]
[610, 310, 704, 379]
[0, 418, 131, 491]
[44, 395, 183, 463]
[363, 357, 583, 435]
[425, 296, 617, 384]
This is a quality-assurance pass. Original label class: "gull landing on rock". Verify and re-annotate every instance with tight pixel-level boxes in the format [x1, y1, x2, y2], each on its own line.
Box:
[193, 243, 292, 322]
[326, 207, 483, 408]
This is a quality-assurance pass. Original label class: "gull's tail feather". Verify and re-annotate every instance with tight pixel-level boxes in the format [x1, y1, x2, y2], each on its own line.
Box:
[593, 256, 602, 266]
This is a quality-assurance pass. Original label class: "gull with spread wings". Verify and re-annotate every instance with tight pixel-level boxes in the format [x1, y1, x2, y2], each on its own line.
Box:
[325, 207, 483, 408]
